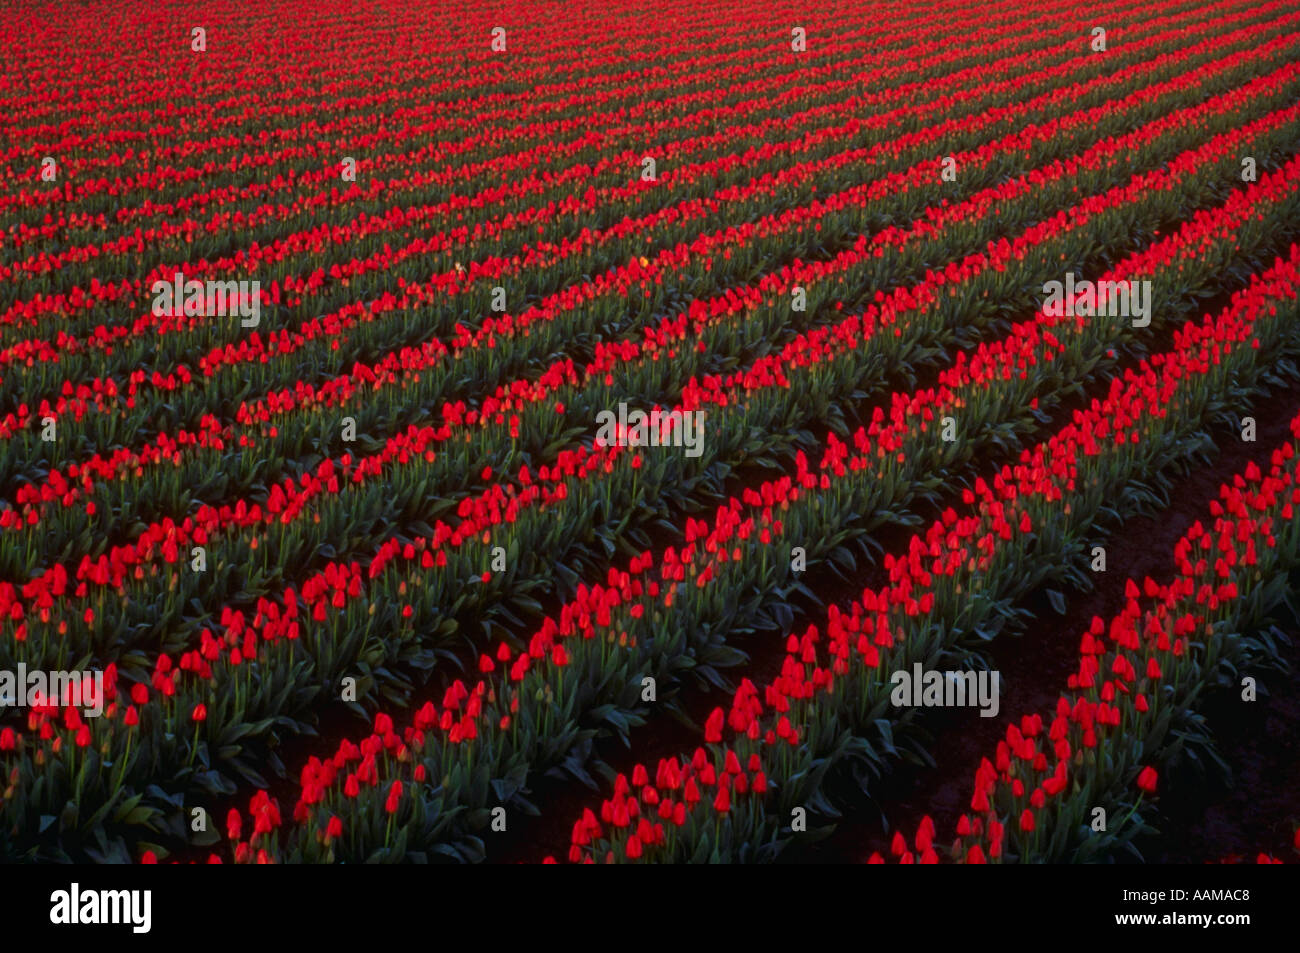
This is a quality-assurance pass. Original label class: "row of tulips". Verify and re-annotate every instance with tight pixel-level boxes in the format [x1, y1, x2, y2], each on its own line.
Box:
[886, 424, 1300, 864]
[940, 422, 1300, 862]
[552, 241, 1300, 863]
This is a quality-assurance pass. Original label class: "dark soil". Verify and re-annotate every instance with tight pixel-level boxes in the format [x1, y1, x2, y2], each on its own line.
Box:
[1137, 628, 1300, 864]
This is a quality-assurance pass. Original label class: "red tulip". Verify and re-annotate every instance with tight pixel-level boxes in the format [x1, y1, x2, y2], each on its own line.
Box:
[1136, 766, 1158, 794]
[384, 780, 403, 814]
[713, 786, 730, 814]
[704, 707, 725, 744]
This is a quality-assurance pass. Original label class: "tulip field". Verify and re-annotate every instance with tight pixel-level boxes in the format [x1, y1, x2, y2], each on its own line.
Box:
[3, 0, 1300, 869]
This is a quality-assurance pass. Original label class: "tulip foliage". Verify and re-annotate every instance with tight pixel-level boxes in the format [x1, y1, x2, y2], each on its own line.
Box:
[1, 0, 1298, 864]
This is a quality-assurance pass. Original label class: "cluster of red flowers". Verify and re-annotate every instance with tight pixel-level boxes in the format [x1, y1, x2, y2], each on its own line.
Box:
[870, 277, 1300, 863]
